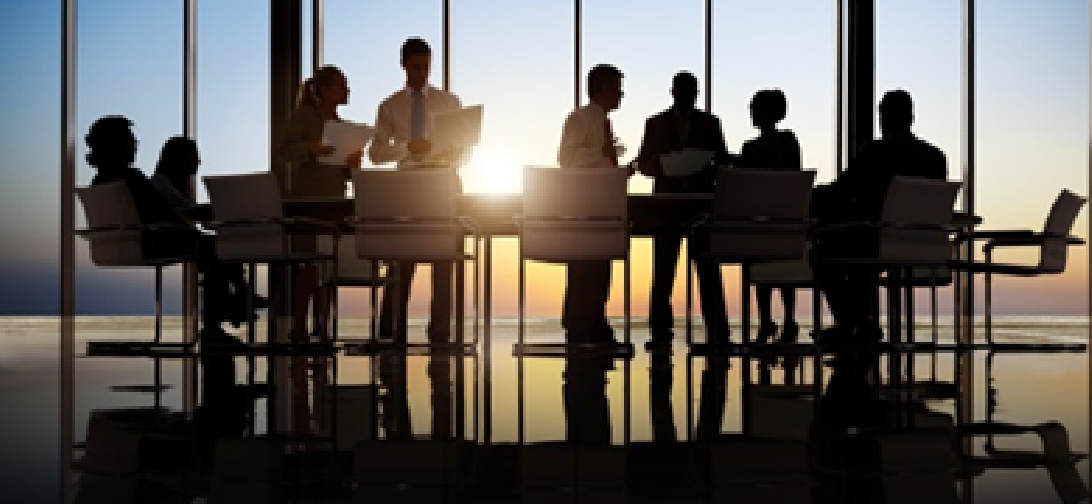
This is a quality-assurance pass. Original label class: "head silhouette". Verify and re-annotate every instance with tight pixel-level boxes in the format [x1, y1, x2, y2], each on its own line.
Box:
[85, 116, 137, 171]
[155, 136, 199, 192]
[297, 65, 348, 110]
[749, 89, 787, 131]
[671, 71, 698, 112]
[587, 64, 624, 112]
[401, 37, 432, 90]
[879, 89, 914, 138]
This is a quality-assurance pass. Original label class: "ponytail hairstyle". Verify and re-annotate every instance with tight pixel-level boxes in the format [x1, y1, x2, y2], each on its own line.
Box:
[295, 65, 346, 110]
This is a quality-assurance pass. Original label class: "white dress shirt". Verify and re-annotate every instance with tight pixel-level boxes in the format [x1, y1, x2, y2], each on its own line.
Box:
[369, 84, 462, 165]
[558, 101, 615, 169]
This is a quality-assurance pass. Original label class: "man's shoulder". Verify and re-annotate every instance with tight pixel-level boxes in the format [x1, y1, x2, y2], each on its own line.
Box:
[378, 88, 407, 109]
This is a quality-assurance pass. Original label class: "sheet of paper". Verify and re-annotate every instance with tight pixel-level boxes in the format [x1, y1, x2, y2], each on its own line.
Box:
[660, 148, 715, 177]
[431, 104, 484, 155]
[318, 120, 375, 165]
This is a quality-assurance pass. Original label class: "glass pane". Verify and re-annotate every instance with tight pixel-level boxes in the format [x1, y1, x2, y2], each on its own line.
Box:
[453, 1, 573, 194]
[198, 0, 270, 200]
[714, 1, 837, 183]
[977, 1, 1088, 315]
[875, 0, 962, 181]
[324, 0, 443, 168]
[582, 0, 705, 194]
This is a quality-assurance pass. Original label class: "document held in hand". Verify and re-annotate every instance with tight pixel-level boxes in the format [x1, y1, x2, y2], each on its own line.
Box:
[318, 120, 375, 165]
[431, 104, 484, 155]
[660, 148, 715, 177]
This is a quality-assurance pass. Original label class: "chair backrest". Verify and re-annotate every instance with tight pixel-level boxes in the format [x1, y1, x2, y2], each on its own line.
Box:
[76, 182, 146, 266]
[876, 177, 961, 263]
[330, 236, 380, 286]
[708, 169, 815, 262]
[351, 169, 461, 261]
[204, 173, 288, 261]
[1039, 189, 1086, 272]
[520, 167, 628, 261]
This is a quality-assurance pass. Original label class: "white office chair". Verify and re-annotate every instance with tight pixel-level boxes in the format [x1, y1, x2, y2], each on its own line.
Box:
[953, 189, 1085, 344]
[204, 172, 339, 344]
[516, 166, 631, 445]
[348, 169, 479, 349]
[688, 169, 816, 346]
[76, 182, 195, 407]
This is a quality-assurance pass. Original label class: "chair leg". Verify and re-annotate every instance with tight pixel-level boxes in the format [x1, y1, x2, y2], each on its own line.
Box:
[517, 255, 525, 446]
[985, 248, 993, 346]
[154, 265, 162, 343]
[623, 254, 631, 445]
[930, 268, 938, 381]
[685, 236, 693, 346]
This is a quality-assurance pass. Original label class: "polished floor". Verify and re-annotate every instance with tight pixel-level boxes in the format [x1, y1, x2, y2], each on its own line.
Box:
[2, 316, 1088, 502]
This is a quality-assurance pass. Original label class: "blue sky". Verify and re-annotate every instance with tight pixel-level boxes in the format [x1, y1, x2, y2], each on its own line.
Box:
[0, 1, 1088, 315]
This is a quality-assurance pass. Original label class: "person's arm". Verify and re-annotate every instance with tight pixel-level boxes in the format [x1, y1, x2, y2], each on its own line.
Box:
[274, 109, 314, 166]
[557, 110, 600, 169]
[789, 131, 802, 170]
[368, 100, 402, 164]
[636, 117, 663, 177]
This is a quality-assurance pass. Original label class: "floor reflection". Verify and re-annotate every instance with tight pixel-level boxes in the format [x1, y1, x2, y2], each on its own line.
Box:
[67, 322, 1090, 503]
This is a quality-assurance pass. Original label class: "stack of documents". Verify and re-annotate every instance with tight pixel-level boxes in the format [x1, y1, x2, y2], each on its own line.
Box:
[319, 120, 375, 165]
[660, 148, 715, 177]
[432, 104, 484, 154]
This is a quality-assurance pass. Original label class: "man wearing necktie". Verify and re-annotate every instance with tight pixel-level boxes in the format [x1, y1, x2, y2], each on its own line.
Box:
[557, 64, 630, 344]
[370, 37, 462, 343]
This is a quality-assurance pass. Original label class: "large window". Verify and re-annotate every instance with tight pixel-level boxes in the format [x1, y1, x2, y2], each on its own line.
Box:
[714, 1, 837, 182]
[324, 0, 442, 164]
[197, 1, 270, 199]
[976, 1, 1088, 315]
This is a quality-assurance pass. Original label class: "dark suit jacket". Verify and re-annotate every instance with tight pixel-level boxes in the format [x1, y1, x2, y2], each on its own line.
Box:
[636, 107, 727, 193]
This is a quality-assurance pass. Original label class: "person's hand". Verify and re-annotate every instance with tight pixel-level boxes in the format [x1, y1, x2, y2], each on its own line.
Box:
[625, 160, 637, 177]
[408, 138, 431, 156]
[308, 141, 334, 157]
[345, 148, 363, 169]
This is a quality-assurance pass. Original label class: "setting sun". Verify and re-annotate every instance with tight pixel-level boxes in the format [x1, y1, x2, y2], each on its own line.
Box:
[460, 145, 523, 194]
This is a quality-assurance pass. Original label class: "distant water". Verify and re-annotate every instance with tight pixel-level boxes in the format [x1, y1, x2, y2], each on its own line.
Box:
[1, 315, 1088, 502]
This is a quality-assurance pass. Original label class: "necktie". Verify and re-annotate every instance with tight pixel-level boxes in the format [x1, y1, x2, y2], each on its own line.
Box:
[410, 88, 424, 140]
[603, 118, 619, 167]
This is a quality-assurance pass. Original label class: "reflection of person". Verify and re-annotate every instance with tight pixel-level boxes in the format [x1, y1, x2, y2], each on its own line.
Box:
[370, 38, 463, 344]
[636, 71, 729, 350]
[739, 89, 802, 344]
[812, 90, 947, 343]
[557, 64, 628, 344]
[562, 356, 612, 444]
[649, 352, 676, 442]
[695, 357, 729, 441]
[274, 65, 360, 343]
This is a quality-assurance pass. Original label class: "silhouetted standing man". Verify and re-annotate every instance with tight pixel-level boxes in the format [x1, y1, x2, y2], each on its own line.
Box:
[370, 38, 463, 344]
[813, 89, 947, 343]
[557, 64, 628, 344]
[636, 72, 730, 350]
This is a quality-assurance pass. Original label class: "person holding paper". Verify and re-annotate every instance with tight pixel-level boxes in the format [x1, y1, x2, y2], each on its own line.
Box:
[636, 71, 730, 351]
[556, 63, 629, 345]
[739, 89, 803, 345]
[273, 64, 362, 344]
[370, 37, 463, 344]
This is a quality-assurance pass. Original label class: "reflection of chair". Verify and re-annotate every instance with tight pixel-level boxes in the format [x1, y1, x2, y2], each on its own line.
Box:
[952, 189, 1086, 344]
[204, 172, 338, 341]
[689, 169, 815, 346]
[76, 409, 189, 503]
[708, 436, 811, 502]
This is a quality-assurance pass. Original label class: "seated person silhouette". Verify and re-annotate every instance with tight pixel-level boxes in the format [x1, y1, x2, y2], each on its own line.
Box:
[85, 117, 241, 341]
[152, 136, 259, 330]
[811, 90, 947, 345]
[739, 89, 803, 345]
[636, 71, 730, 351]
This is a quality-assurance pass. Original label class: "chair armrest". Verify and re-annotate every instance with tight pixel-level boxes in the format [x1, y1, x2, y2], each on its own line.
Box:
[76, 222, 195, 235]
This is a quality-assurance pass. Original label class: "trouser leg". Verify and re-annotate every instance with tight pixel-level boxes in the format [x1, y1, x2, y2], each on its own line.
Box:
[379, 261, 416, 342]
[692, 230, 729, 342]
[648, 233, 682, 341]
[429, 261, 452, 343]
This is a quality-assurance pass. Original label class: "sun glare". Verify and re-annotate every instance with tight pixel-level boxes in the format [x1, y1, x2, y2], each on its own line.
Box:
[460, 146, 523, 194]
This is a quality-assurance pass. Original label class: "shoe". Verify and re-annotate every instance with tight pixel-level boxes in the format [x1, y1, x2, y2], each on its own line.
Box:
[200, 327, 245, 348]
[777, 321, 800, 345]
[755, 321, 777, 344]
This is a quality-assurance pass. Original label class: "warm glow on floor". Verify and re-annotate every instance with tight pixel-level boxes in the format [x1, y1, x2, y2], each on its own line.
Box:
[460, 145, 523, 194]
